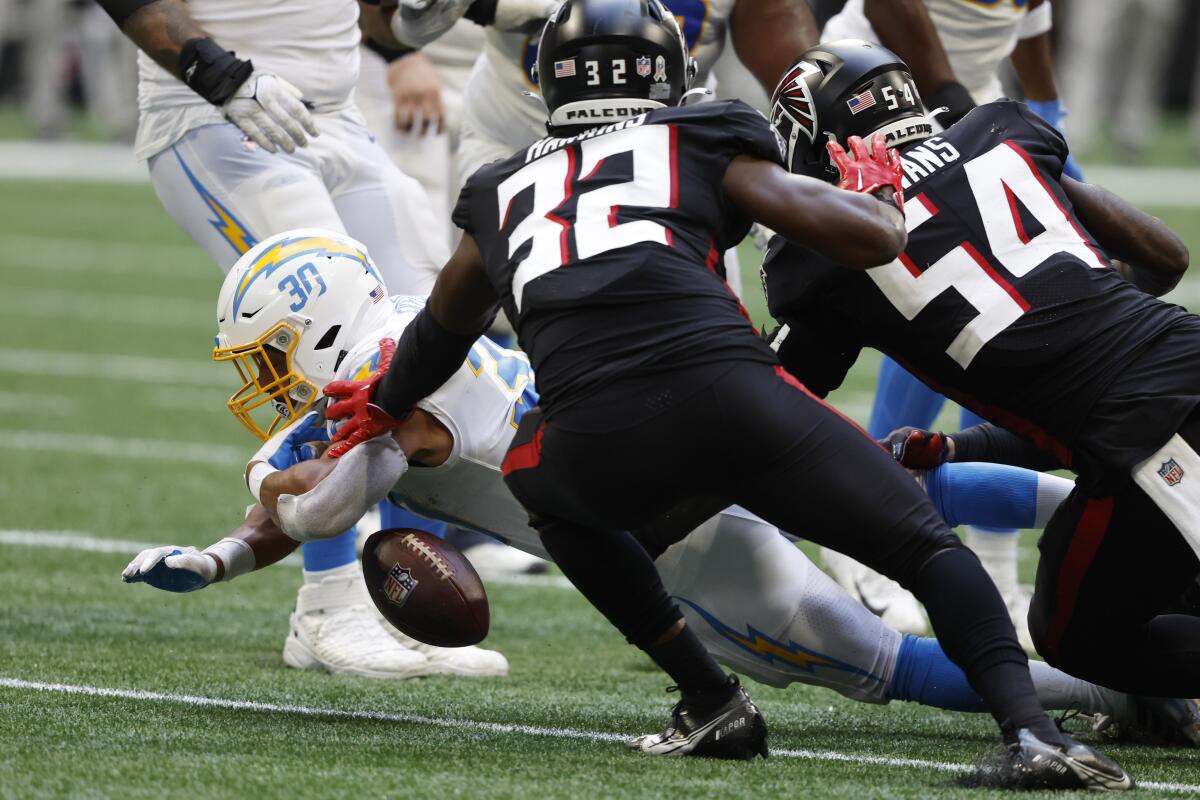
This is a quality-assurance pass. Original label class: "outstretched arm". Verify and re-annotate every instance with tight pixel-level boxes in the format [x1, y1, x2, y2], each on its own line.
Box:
[729, 0, 819, 95]
[723, 151, 906, 268]
[1063, 177, 1189, 296]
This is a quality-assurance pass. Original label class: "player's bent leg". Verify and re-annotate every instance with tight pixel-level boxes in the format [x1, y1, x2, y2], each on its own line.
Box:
[147, 123, 344, 272]
[326, 113, 450, 295]
[1029, 483, 1200, 696]
[284, 559, 434, 679]
[819, 355, 942, 633]
[656, 507, 898, 702]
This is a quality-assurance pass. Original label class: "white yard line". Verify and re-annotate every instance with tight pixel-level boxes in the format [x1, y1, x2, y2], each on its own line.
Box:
[0, 347, 226, 387]
[0, 430, 244, 465]
[0, 677, 1195, 793]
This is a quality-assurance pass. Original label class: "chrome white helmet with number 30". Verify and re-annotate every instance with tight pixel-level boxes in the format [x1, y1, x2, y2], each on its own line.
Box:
[213, 228, 393, 440]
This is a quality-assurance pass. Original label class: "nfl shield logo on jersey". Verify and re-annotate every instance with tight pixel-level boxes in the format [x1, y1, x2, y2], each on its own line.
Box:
[1158, 458, 1185, 486]
[636, 55, 651, 78]
[384, 563, 418, 607]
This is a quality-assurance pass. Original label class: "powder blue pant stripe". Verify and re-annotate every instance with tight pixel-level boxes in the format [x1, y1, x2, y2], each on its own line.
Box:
[302, 529, 357, 572]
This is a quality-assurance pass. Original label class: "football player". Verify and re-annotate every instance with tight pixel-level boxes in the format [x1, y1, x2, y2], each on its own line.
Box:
[123, 229, 1200, 750]
[317, 0, 1129, 784]
[817, 0, 1081, 640]
[763, 42, 1196, 708]
[93, 0, 473, 675]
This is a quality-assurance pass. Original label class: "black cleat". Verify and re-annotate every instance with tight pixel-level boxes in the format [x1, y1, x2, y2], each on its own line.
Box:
[626, 676, 768, 760]
[1003, 728, 1133, 791]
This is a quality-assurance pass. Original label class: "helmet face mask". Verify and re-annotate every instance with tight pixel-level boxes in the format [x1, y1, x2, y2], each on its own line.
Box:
[770, 40, 930, 180]
[535, 0, 696, 130]
[213, 229, 390, 440]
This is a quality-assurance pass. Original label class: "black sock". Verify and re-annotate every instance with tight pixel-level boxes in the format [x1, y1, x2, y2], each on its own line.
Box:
[971, 661, 1065, 746]
[645, 628, 732, 702]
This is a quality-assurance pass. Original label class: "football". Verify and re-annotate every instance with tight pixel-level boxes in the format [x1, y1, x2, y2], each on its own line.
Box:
[361, 528, 490, 647]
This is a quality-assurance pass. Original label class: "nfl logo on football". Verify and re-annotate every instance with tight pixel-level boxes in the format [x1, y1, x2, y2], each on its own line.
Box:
[384, 563, 418, 606]
[1158, 458, 1184, 486]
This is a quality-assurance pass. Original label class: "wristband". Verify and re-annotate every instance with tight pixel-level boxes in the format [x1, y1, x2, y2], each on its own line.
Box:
[96, 0, 158, 27]
[364, 38, 417, 62]
[203, 537, 255, 582]
[179, 37, 254, 106]
[1017, 2, 1053, 39]
[246, 460, 275, 503]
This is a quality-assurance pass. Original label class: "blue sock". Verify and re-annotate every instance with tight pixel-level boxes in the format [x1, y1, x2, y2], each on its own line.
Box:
[889, 634, 987, 712]
[379, 500, 448, 539]
[867, 356, 946, 439]
[302, 528, 357, 572]
[924, 462, 1040, 529]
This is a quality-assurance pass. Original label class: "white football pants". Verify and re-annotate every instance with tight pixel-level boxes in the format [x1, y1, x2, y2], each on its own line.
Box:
[147, 111, 448, 294]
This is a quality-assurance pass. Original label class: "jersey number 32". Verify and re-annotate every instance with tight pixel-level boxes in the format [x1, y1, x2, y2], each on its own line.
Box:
[496, 125, 675, 311]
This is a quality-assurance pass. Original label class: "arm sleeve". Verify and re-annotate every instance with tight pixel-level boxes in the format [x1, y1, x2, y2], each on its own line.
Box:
[950, 422, 1064, 471]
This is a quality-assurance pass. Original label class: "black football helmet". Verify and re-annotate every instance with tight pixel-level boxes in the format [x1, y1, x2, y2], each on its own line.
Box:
[770, 39, 931, 178]
[533, 0, 697, 130]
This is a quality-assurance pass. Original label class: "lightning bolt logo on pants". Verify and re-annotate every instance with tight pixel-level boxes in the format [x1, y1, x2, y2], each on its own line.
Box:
[172, 147, 257, 256]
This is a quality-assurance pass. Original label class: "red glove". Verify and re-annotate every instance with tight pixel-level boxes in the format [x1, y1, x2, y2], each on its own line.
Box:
[880, 426, 950, 469]
[323, 338, 409, 458]
[826, 133, 905, 211]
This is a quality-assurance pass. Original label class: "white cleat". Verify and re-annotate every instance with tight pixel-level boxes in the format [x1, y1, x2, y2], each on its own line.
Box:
[462, 541, 548, 580]
[821, 547, 927, 635]
[1003, 585, 1037, 653]
[382, 625, 510, 677]
[282, 573, 433, 679]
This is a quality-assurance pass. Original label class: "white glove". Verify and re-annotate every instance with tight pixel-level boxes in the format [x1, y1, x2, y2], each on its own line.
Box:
[122, 546, 217, 593]
[222, 70, 319, 154]
[493, 0, 559, 31]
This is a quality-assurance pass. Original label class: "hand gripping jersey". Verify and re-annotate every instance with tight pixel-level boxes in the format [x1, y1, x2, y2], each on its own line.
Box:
[762, 100, 1200, 479]
[453, 100, 780, 415]
[822, 0, 1042, 103]
[463, 0, 735, 156]
[135, 0, 362, 160]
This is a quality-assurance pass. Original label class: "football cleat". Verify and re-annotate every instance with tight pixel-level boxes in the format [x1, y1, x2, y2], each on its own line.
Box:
[384, 626, 510, 677]
[985, 729, 1133, 791]
[626, 677, 768, 760]
[1093, 695, 1200, 748]
[282, 572, 433, 679]
[821, 547, 927, 635]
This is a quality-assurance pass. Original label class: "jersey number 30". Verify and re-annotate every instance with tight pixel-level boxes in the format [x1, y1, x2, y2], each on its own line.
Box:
[497, 125, 675, 311]
[867, 140, 1105, 368]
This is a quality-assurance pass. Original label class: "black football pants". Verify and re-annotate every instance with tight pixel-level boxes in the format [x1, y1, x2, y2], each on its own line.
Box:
[504, 361, 1041, 732]
[1029, 415, 1200, 695]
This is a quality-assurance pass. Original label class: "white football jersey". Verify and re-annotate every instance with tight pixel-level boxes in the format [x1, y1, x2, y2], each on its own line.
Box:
[822, 0, 1030, 103]
[135, 0, 362, 159]
[463, 0, 737, 153]
[333, 296, 548, 557]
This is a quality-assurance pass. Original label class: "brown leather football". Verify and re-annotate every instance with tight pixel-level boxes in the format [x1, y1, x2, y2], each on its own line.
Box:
[361, 528, 490, 647]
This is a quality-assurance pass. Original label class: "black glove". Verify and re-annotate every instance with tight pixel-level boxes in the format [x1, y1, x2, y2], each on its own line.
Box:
[880, 426, 950, 468]
[928, 81, 975, 128]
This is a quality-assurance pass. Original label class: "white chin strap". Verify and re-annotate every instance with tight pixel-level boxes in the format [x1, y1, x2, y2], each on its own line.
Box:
[549, 97, 666, 126]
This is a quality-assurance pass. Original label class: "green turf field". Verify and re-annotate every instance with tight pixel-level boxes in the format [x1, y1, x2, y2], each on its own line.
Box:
[1, 178, 1199, 798]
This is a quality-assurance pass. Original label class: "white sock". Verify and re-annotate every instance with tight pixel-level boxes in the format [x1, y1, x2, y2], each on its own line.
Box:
[965, 526, 1019, 596]
[1028, 659, 1128, 719]
[302, 562, 359, 585]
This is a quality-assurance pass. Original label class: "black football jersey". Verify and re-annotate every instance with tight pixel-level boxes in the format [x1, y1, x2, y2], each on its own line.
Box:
[454, 100, 781, 416]
[762, 100, 1198, 477]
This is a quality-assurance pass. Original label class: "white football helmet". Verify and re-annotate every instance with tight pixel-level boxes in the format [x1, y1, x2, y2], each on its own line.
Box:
[213, 229, 393, 440]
